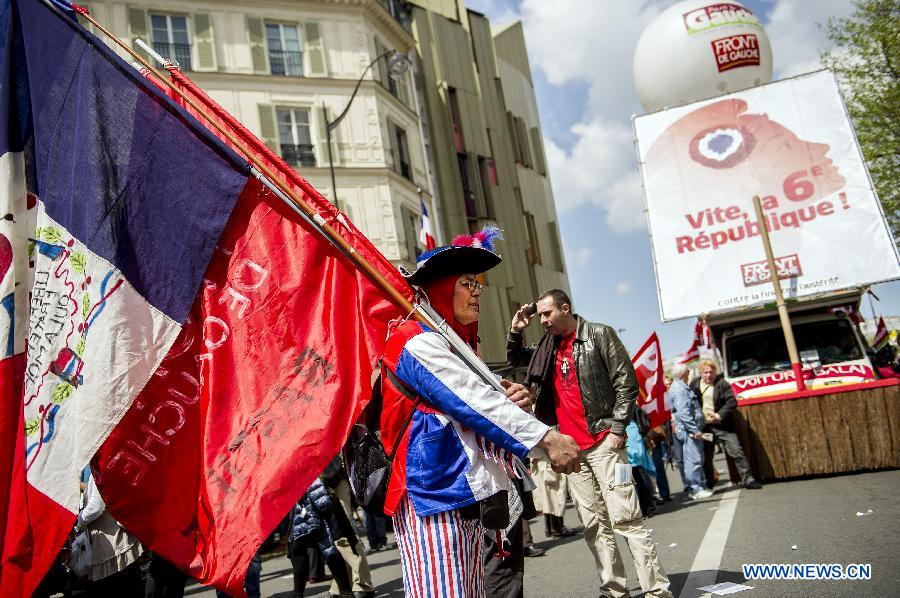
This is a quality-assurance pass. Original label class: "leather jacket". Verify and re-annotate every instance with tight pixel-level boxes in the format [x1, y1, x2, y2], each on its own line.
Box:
[507, 315, 637, 437]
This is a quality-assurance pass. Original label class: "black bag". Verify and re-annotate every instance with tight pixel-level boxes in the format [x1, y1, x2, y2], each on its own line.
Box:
[348, 366, 419, 516]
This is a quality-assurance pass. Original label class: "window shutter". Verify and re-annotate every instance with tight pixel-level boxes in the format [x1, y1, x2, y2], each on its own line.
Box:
[128, 7, 151, 63]
[317, 106, 340, 167]
[530, 127, 546, 175]
[386, 118, 399, 174]
[193, 13, 217, 71]
[304, 22, 327, 77]
[257, 104, 279, 155]
[247, 16, 269, 74]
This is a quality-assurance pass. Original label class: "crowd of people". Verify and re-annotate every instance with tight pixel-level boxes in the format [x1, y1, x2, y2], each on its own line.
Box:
[45, 227, 764, 598]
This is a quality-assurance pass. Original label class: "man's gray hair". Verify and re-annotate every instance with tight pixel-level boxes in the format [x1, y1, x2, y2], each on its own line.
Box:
[671, 363, 689, 379]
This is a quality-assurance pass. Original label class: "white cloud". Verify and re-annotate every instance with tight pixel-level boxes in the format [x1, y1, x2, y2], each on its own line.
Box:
[763, 0, 854, 78]
[565, 246, 593, 271]
[616, 281, 634, 296]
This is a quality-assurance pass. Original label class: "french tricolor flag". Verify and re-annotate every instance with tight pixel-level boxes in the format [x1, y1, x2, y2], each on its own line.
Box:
[419, 197, 437, 251]
[1, 0, 409, 595]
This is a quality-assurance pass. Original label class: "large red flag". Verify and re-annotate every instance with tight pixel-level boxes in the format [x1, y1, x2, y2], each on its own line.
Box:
[632, 333, 670, 429]
[93, 69, 411, 596]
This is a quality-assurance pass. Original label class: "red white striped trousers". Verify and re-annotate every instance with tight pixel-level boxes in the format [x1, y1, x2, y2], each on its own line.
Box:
[393, 494, 485, 598]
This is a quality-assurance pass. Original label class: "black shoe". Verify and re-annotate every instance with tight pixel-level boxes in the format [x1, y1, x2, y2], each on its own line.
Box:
[744, 480, 763, 489]
[523, 546, 546, 557]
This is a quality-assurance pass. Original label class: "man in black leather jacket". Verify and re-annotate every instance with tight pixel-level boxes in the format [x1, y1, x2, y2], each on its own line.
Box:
[507, 289, 672, 598]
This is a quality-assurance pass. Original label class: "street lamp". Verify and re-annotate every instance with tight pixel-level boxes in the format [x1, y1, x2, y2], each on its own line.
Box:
[324, 49, 411, 204]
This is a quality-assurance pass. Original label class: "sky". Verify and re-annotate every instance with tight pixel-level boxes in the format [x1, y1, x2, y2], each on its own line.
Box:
[466, 0, 900, 357]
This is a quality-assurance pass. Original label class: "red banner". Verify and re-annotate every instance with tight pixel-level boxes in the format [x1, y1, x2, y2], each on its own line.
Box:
[94, 72, 411, 596]
[632, 333, 670, 429]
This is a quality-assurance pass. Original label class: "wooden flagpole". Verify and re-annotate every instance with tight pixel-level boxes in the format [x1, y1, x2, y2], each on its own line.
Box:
[753, 196, 806, 391]
[75, 7, 420, 319]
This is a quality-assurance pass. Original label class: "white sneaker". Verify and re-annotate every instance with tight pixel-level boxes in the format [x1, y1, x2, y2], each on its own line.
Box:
[690, 489, 713, 500]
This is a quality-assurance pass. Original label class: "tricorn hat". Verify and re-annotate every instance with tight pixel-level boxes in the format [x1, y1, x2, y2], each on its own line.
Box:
[404, 225, 502, 287]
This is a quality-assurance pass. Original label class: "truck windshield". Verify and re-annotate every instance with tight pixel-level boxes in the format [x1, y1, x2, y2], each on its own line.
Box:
[727, 319, 863, 378]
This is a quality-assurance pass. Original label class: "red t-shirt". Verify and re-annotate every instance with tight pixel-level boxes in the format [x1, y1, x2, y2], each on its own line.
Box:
[553, 331, 609, 450]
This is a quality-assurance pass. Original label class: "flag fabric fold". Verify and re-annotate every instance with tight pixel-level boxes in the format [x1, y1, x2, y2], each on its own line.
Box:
[1, 0, 249, 593]
[2, 1, 411, 595]
[632, 333, 670, 429]
[93, 45, 411, 598]
[419, 197, 436, 251]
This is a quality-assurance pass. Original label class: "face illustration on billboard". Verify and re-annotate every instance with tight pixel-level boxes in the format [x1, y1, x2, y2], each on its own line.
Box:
[647, 98, 845, 205]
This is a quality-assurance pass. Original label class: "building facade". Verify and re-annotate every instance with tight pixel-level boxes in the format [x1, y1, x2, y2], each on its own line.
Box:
[81, 0, 569, 364]
[82, 0, 432, 271]
[407, 1, 570, 362]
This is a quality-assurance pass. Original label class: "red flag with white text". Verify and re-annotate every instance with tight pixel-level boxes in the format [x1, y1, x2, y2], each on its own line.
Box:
[92, 70, 411, 596]
[632, 333, 669, 429]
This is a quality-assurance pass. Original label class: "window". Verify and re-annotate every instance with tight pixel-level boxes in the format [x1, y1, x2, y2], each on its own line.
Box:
[448, 87, 464, 152]
[375, 38, 402, 100]
[523, 211, 542, 265]
[401, 205, 420, 261]
[458, 153, 476, 221]
[393, 125, 411, 180]
[151, 14, 191, 70]
[276, 108, 315, 167]
[267, 23, 302, 76]
[514, 117, 533, 168]
[531, 127, 547, 175]
[486, 129, 498, 185]
[726, 319, 864, 378]
[477, 156, 495, 220]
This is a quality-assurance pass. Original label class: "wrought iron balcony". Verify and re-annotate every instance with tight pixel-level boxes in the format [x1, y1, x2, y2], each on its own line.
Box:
[269, 50, 303, 77]
[152, 42, 192, 71]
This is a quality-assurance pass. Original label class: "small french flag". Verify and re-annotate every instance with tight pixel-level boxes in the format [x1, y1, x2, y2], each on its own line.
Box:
[419, 198, 436, 251]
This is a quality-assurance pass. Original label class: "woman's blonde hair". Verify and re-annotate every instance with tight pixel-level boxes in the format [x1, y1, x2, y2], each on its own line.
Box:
[699, 359, 717, 372]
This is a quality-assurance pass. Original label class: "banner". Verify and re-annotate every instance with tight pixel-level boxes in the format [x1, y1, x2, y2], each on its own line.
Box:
[632, 333, 669, 429]
[634, 70, 900, 321]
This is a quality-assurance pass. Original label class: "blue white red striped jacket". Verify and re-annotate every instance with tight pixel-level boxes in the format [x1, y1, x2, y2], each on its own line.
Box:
[380, 320, 549, 517]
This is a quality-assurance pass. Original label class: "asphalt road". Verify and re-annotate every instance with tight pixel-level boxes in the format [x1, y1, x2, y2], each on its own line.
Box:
[188, 459, 899, 598]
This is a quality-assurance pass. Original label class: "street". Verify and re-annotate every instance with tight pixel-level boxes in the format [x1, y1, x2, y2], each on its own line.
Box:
[187, 458, 900, 598]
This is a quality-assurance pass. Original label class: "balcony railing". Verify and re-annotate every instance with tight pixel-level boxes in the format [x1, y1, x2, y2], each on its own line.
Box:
[281, 143, 316, 168]
[152, 42, 192, 71]
[269, 50, 303, 77]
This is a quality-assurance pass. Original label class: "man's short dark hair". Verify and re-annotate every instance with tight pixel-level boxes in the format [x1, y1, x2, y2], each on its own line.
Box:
[538, 289, 572, 310]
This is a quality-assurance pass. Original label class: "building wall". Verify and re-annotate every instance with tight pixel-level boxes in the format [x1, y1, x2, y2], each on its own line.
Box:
[408, 2, 570, 363]
[81, 0, 434, 272]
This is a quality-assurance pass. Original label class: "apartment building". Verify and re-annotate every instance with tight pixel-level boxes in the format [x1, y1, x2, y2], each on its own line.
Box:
[407, 1, 570, 362]
[80, 0, 432, 270]
[80, 0, 569, 363]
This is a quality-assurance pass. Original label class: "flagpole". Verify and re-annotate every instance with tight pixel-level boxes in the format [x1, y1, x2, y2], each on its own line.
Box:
[76, 10, 419, 317]
[753, 196, 806, 392]
[74, 6, 515, 397]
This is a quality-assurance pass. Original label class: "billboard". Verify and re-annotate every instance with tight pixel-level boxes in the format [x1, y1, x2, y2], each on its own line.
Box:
[633, 70, 900, 321]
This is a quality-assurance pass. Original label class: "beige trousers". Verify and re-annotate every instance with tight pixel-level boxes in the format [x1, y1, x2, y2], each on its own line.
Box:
[531, 457, 568, 518]
[567, 435, 672, 598]
[331, 478, 374, 593]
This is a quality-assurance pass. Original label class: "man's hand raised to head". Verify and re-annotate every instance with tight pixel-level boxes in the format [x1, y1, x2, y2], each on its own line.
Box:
[510, 305, 534, 334]
[539, 429, 581, 474]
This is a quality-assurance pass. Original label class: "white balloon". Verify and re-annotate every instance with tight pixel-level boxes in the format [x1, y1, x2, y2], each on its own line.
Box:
[634, 0, 773, 113]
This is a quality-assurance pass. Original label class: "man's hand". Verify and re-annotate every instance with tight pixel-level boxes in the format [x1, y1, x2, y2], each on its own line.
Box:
[607, 432, 625, 450]
[708, 413, 722, 423]
[539, 429, 581, 474]
[510, 305, 534, 334]
[500, 379, 532, 411]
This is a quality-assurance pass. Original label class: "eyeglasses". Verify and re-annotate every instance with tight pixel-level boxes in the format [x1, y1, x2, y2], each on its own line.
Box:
[459, 279, 485, 293]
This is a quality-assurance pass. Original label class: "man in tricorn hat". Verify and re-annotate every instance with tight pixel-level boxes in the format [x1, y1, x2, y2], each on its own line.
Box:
[379, 226, 580, 597]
